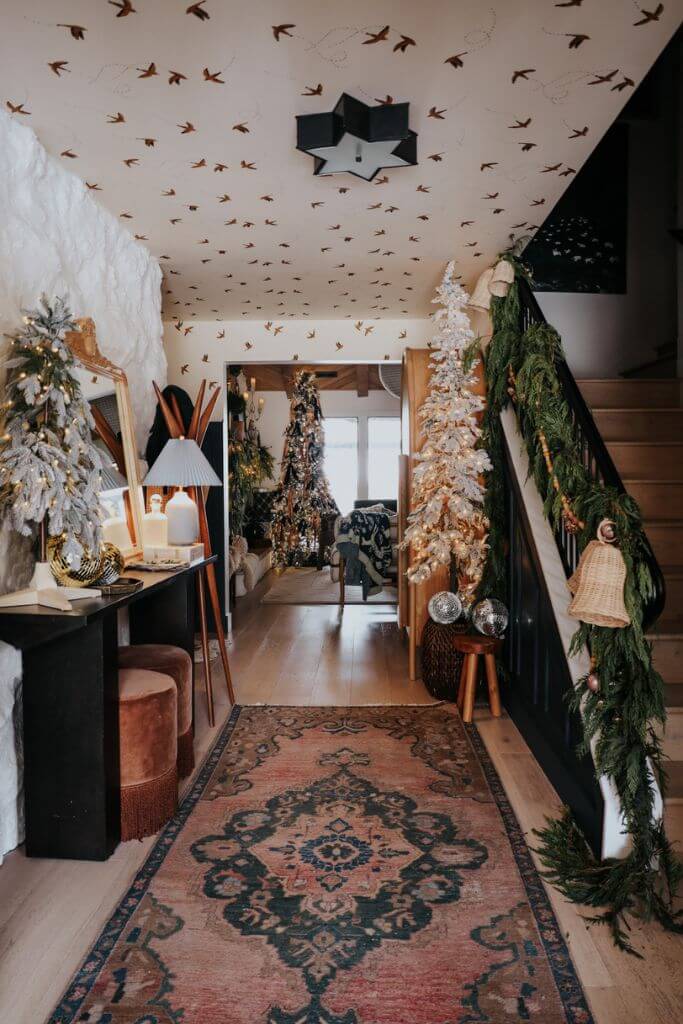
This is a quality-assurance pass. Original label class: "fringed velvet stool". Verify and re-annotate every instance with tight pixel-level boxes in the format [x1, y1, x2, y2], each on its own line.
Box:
[119, 645, 195, 777]
[118, 668, 178, 841]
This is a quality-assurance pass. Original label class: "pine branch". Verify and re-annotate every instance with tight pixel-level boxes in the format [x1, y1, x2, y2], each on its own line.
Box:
[479, 261, 682, 953]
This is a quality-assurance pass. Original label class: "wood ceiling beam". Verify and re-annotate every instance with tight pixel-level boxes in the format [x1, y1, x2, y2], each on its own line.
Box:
[239, 363, 388, 392]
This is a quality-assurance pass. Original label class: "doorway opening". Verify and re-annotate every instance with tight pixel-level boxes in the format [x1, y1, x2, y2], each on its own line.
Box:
[225, 362, 402, 614]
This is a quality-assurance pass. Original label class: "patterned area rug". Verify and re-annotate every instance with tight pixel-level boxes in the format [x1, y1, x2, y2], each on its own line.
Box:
[48, 706, 593, 1024]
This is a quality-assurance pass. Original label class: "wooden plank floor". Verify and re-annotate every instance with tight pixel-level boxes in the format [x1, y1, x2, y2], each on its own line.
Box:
[0, 570, 681, 1023]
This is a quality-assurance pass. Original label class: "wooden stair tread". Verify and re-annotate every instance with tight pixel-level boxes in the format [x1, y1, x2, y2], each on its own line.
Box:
[577, 379, 682, 410]
[577, 378, 680, 384]
[665, 684, 683, 708]
[592, 407, 683, 413]
[622, 356, 677, 378]
[665, 762, 683, 802]
[654, 617, 683, 633]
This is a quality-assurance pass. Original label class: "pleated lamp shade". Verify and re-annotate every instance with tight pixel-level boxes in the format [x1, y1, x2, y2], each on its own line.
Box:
[96, 442, 128, 492]
[143, 438, 221, 488]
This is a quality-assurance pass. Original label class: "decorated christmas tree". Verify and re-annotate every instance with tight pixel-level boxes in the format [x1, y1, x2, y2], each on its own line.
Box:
[402, 262, 491, 601]
[0, 296, 103, 570]
[270, 370, 338, 568]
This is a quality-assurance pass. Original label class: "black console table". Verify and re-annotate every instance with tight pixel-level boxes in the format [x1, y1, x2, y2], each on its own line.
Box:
[0, 559, 213, 861]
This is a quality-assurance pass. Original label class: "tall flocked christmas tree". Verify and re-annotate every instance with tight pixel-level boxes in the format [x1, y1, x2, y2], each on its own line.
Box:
[0, 296, 103, 570]
[271, 370, 338, 569]
[402, 262, 491, 601]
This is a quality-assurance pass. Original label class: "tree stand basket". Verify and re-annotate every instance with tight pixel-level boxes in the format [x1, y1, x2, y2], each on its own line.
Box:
[421, 619, 467, 701]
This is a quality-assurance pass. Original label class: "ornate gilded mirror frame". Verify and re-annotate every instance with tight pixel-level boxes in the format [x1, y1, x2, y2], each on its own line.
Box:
[64, 318, 144, 561]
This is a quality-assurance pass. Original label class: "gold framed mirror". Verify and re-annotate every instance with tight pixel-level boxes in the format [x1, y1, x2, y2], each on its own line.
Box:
[64, 318, 144, 561]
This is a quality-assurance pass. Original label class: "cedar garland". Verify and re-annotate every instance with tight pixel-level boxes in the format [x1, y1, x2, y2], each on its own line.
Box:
[478, 256, 682, 954]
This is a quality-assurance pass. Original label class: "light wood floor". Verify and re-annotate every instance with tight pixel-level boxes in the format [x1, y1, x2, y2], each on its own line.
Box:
[0, 570, 681, 1024]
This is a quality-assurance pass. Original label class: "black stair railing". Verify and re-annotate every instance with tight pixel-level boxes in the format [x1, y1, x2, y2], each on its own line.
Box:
[517, 278, 666, 632]
[502, 445, 604, 854]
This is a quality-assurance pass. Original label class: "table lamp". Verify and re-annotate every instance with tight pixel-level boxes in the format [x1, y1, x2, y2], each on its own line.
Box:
[143, 437, 221, 545]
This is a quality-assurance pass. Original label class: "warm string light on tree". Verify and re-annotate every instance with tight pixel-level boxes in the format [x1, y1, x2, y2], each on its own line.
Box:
[0, 296, 103, 568]
[270, 370, 338, 569]
[402, 261, 490, 601]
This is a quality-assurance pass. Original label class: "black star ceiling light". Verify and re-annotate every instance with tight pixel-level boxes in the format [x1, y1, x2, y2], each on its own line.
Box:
[296, 94, 418, 182]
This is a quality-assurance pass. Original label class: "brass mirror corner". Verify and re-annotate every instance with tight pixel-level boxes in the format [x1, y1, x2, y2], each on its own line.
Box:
[65, 317, 145, 562]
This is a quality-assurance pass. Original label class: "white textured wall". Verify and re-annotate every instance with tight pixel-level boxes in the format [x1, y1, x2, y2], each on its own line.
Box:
[0, 112, 166, 593]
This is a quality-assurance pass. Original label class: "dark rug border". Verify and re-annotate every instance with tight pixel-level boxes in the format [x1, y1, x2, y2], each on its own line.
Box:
[46, 705, 594, 1024]
[466, 721, 595, 1024]
[46, 703, 244, 1024]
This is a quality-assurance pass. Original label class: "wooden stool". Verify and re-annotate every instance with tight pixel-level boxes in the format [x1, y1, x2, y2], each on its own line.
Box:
[453, 635, 502, 724]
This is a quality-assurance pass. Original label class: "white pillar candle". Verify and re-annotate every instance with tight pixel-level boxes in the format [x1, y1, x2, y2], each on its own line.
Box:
[102, 515, 133, 551]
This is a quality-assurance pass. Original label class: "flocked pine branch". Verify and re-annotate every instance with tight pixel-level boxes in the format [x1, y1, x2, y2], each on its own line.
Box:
[402, 261, 490, 599]
[0, 295, 103, 569]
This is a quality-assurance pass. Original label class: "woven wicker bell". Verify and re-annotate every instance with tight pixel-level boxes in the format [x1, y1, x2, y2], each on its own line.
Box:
[567, 519, 630, 628]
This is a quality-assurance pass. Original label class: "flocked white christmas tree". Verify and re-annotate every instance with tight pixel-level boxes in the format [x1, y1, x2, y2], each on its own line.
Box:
[402, 261, 491, 600]
[0, 296, 103, 570]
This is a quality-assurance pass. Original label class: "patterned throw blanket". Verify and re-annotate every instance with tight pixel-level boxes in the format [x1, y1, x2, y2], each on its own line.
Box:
[335, 509, 393, 600]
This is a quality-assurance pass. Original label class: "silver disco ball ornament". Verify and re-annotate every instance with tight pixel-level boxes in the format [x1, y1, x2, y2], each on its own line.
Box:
[472, 598, 509, 637]
[428, 591, 463, 625]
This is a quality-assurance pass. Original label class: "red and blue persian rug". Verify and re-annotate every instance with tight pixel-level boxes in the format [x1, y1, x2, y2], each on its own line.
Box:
[48, 706, 593, 1024]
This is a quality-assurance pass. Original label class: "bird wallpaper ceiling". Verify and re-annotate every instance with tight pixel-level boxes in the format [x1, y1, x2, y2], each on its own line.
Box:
[1, 0, 679, 323]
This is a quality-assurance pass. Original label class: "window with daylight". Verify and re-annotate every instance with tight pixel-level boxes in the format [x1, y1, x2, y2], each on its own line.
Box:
[324, 417, 359, 514]
[368, 417, 401, 501]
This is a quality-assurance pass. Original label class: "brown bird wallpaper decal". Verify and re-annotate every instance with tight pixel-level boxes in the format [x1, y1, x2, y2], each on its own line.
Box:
[187, 1, 210, 20]
[1, 0, 675, 347]
[57, 24, 86, 40]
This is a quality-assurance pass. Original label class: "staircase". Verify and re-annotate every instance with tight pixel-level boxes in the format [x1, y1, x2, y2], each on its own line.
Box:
[578, 378, 683, 846]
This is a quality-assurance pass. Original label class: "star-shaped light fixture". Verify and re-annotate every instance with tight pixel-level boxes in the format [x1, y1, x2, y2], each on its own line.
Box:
[296, 94, 417, 182]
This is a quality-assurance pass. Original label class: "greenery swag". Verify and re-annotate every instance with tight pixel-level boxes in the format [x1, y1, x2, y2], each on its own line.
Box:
[228, 435, 274, 538]
[477, 257, 682, 954]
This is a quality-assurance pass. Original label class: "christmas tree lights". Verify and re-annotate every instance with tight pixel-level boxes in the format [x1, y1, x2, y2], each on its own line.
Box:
[0, 296, 103, 569]
[403, 262, 490, 600]
[270, 370, 338, 569]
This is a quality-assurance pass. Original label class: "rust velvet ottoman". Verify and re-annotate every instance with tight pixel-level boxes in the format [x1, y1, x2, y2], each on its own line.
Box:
[119, 644, 195, 777]
[118, 667, 178, 841]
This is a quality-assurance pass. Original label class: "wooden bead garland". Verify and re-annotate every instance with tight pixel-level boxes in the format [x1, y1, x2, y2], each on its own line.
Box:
[507, 365, 584, 534]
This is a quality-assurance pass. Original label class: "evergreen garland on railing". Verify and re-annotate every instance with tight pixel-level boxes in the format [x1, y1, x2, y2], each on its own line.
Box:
[478, 257, 682, 954]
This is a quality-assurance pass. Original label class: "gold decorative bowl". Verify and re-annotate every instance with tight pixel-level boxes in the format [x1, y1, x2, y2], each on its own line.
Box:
[49, 539, 124, 587]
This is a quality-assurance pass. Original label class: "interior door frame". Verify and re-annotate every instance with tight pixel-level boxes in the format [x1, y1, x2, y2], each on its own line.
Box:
[221, 357, 402, 629]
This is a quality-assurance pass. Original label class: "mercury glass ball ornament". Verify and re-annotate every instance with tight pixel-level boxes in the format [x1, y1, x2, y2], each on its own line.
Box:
[472, 598, 509, 638]
[428, 591, 463, 625]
